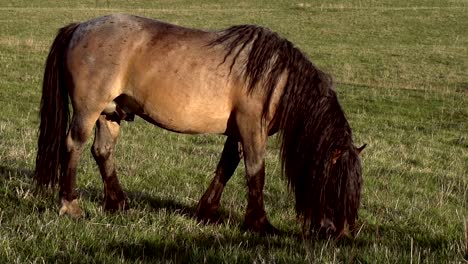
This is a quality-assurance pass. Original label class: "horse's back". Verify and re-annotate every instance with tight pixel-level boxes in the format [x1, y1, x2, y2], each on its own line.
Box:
[66, 14, 243, 134]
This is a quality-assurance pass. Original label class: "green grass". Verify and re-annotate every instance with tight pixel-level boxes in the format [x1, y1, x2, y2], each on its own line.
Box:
[0, 0, 467, 263]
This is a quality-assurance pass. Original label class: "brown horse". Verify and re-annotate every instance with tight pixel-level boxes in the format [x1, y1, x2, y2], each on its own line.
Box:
[35, 14, 365, 236]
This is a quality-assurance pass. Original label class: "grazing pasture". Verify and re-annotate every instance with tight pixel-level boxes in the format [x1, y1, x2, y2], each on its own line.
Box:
[0, 0, 466, 263]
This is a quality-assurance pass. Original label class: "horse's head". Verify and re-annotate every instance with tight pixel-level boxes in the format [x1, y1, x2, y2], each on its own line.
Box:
[319, 144, 366, 237]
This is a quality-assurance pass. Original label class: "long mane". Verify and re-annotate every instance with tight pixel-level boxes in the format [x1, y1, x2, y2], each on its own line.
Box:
[211, 25, 362, 234]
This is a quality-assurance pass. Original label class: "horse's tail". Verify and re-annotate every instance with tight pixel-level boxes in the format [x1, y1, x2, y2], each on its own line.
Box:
[34, 23, 80, 189]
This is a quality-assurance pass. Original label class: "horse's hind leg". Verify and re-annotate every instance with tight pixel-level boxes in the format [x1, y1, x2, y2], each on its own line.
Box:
[59, 113, 98, 217]
[91, 115, 128, 211]
[195, 136, 242, 223]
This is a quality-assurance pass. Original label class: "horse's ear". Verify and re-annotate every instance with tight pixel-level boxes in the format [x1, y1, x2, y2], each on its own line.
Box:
[357, 144, 367, 155]
[331, 149, 343, 164]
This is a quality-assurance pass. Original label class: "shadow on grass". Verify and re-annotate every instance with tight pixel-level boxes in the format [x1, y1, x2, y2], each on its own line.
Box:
[0, 163, 33, 181]
[106, 232, 298, 263]
[0, 161, 245, 227]
[79, 185, 246, 228]
[80, 186, 194, 214]
[103, 224, 460, 263]
[0, 162, 53, 214]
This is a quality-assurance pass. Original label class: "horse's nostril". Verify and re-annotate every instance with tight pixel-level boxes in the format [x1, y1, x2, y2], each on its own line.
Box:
[321, 218, 336, 233]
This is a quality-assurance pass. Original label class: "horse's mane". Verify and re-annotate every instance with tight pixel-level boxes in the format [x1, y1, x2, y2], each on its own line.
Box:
[211, 25, 362, 233]
[210, 25, 308, 118]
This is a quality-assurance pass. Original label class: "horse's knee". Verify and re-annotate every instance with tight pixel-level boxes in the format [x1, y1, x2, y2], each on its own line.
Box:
[66, 118, 95, 153]
[66, 132, 87, 153]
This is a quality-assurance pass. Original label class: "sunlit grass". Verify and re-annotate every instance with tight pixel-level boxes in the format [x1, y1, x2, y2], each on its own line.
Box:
[0, 0, 467, 263]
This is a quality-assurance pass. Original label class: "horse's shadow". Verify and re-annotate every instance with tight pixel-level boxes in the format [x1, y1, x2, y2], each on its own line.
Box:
[0, 163, 34, 181]
[79, 185, 246, 227]
[105, 231, 299, 263]
[80, 186, 194, 216]
[0, 162, 243, 225]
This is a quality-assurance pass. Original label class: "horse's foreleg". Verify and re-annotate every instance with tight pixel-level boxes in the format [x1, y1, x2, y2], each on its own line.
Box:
[239, 125, 278, 234]
[195, 136, 242, 223]
[59, 114, 96, 218]
[91, 116, 128, 212]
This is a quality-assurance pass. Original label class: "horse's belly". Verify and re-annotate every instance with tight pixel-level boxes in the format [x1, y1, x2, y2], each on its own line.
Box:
[121, 89, 232, 135]
[144, 103, 231, 134]
[128, 61, 235, 134]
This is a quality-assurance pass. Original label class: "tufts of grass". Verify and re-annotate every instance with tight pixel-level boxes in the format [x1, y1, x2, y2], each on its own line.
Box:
[0, 0, 467, 263]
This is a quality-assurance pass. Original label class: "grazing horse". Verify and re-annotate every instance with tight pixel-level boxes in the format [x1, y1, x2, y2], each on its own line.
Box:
[35, 14, 365, 236]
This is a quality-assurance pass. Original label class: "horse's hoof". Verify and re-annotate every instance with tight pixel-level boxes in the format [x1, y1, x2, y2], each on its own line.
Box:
[104, 198, 129, 212]
[243, 218, 280, 235]
[194, 206, 221, 224]
[59, 198, 84, 218]
[103, 190, 129, 212]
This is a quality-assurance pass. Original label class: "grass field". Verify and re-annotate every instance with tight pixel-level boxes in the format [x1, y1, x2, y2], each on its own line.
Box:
[0, 0, 467, 263]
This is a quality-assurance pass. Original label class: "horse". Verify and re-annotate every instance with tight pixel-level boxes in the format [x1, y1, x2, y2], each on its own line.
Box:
[35, 14, 365, 237]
